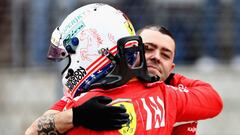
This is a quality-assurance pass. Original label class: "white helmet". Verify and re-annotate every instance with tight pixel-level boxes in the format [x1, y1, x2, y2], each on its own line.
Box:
[47, 3, 136, 98]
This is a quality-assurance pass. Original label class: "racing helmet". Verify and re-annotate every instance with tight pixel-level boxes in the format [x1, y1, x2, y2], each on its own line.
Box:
[47, 3, 136, 98]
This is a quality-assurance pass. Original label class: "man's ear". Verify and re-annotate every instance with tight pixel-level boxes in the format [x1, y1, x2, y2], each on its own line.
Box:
[170, 63, 175, 73]
[165, 63, 176, 85]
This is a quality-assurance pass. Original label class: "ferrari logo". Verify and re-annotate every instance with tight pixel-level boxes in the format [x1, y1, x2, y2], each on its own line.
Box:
[111, 99, 137, 135]
[124, 21, 135, 36]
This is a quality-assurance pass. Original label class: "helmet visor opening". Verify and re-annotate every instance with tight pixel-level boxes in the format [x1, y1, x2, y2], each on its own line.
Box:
[47, 43, 68, 61]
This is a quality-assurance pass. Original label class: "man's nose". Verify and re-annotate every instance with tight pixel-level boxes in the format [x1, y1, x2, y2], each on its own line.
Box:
[150, 51, 161, 63]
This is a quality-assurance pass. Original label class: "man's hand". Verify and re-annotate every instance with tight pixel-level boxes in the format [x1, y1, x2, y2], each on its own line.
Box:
[72, 96, 129, 130]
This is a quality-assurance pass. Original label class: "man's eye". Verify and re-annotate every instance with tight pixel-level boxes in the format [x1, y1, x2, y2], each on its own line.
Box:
[144, 45, 149, 50]
[144, 45, 152, 51]
[162, 53, 170, 59]
[144, 45, 148, 49]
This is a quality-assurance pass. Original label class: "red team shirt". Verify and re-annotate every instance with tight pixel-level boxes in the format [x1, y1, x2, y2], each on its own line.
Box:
[50, 74, 222, 135]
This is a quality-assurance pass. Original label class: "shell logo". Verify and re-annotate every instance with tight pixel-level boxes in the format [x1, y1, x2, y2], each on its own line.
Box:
[110, 98, 137, 135]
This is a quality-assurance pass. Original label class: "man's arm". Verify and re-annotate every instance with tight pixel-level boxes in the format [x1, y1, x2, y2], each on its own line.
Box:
[167, 74, 223, 121]
[165, 73, 222, 135]
[166, 73, 198, 135]
[25, 109, 73, 135]
[25, 96, 129, 135]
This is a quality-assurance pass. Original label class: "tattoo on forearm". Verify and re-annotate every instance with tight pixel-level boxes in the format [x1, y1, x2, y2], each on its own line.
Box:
[37, 113, 60, 135]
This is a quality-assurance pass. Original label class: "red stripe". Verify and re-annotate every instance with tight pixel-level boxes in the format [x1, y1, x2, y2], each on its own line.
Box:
[86, 41, 136, 70]
[70, 49, 118, 96]
[70, 58, 110, 97]
[86, 46, 117, 70]
[69, 41, 138, 96]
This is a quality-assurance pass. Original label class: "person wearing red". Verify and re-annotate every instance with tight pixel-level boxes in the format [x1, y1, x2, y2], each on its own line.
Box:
[63, 76, 222, 134]
[165, 73, 200, 135]
[49, 73, 203, 135]
[25, 3, 223, 135]
[47, 25, 222, 135]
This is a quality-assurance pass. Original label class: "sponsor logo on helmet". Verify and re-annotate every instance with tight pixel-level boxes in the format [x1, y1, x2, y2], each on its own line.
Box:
[124, 20, 135, 36]
[64, 21, 85, 45]
[66, 66, 87, 91]
[122, 13, 135, 36]
[63, 15, 83, 33]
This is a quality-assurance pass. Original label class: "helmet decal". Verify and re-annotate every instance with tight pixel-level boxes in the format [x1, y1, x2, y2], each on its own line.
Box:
[47, 3, 137, 97]
[108, 33, 117, 46]
[65, 66, 87, 91]
[78, 29, 103, 62]
[63, 18, 85, 40]
[124, 19, 135, 36]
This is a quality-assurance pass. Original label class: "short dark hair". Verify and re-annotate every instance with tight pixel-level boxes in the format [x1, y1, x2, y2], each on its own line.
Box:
[137, 25, 174, 40]
[137, 25, 176, 55]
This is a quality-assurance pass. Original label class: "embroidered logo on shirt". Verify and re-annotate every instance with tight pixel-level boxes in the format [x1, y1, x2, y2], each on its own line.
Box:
[110, 98, 137, 135]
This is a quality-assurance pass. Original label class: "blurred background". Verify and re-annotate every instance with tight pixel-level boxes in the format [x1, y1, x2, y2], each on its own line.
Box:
[0, 0, 239, 134]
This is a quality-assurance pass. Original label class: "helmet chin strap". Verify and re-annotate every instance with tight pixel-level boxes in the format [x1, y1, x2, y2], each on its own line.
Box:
[87, 36, 160, 91]
[61, 55, 72, 76]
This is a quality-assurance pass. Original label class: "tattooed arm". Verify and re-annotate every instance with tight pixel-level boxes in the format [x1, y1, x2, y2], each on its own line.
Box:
[25, 96, 129, 135]
[25, 109, 73, 135]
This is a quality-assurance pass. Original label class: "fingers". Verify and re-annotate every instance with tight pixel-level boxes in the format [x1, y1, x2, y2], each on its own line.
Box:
[73, 96, 131, 130]
[107, 111, 129, 119]
[102, 105, 129, 125]
[109, 118, 129, 125]
[104, 105, 127, 113]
